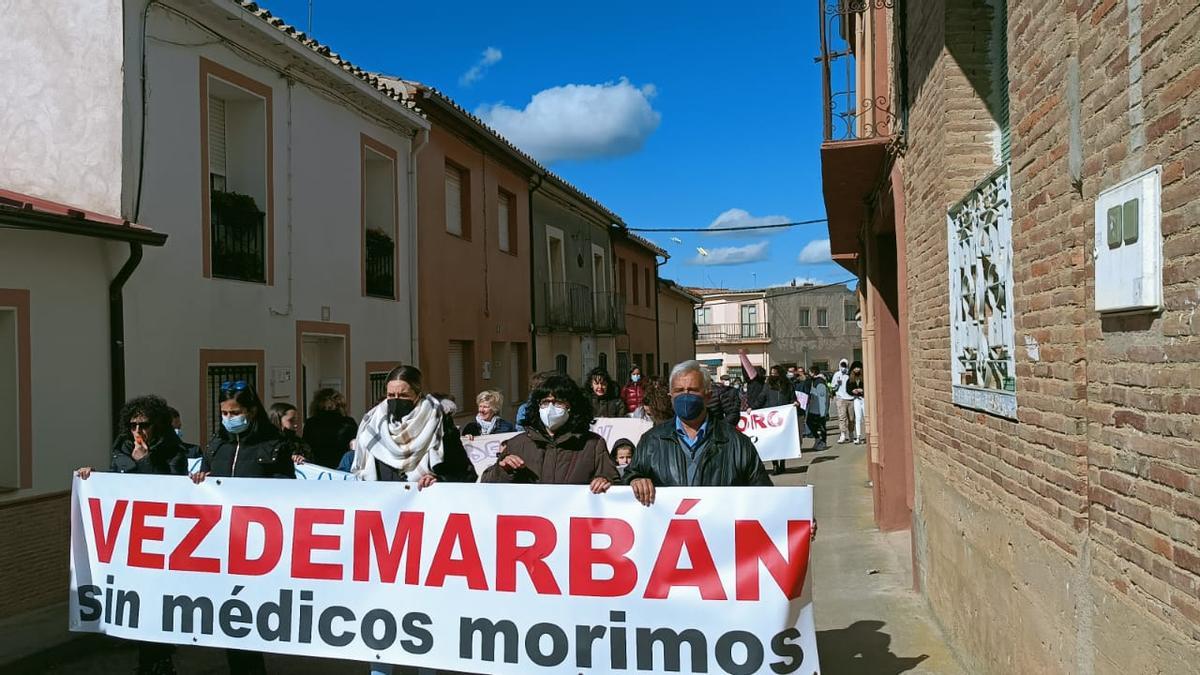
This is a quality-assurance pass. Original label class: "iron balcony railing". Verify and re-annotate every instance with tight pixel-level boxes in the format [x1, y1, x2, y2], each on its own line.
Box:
[543, 284, 627, 334]
[364, 229, 395, 298]
[695, 322, 772, 343]
[210, 191, 266, 282]
[818, 0, 897, 141]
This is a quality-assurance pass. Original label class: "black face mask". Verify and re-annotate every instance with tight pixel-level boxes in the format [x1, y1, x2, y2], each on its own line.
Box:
[387, 398, 416, 421]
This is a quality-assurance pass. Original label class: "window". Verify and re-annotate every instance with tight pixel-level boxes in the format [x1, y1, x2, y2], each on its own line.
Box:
[949, 165, 1016, 417]
[447, 340, 471, 409]
[0, 290, 30, 490]
[617, 352, 630, 381]
[555, 354, 569, 374]
[817, 308, 828, 327]
[853, 348, 863, 364]
[631, 263, 640, 304]
[695, 307, 712, 325]
[618, 258, 628, 300]
[646, 353, 654, 375]
[546, 226, 567, 321]
[633, 353, 643, 371]
[206, 363, 259, 436]
[202, 58, 272, 284]
[644, 268, 652, 307]
[592, 245, 609, 327]
[362, 135, 397, 299]
[740, 304, 758, 337]
[445, 161, 468, 238]
[799, 308, 810, 327]
[599, 352, 608, 372]
[368, 371, 389, 405]
[498, 189, 516, 254]
[812, 361, 828, 374]
[844, 301, 857, 322]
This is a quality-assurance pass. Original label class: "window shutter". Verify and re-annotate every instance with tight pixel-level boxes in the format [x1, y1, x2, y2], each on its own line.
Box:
[445, 166, 463, 235]
[208, 96, 227, 178]
[448, 341, 465, 405]
[497, 192, 511, 252]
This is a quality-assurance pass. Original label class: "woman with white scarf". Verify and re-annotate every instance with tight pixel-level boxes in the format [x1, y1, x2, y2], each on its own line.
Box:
[459, 389, 517, 439]
[350, 365, 475, 486]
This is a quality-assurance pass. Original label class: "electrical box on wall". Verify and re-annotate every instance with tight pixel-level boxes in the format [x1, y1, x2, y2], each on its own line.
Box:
[1094, 166, 1162, 314]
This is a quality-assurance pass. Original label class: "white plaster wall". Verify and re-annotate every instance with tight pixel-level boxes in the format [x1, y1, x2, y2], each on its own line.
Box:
[0, 1, 125, 216]
[121, 9, 417, 430]
[0, 229, 118, 500]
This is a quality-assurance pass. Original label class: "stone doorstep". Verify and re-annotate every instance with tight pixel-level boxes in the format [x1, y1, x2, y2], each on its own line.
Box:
[0, 602, 72, 666]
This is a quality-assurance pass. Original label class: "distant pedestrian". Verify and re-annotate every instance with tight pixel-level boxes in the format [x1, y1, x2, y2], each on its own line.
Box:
[268, 402, 311, 464]
[620, 366, 646, 414]
[515, 371, 557, 431]
[830, 358, 855, 443]
[584, 366, 626, 417]
[351, 365, 476, 485]
[806, 366, 830, 450]
[738, 349, 768, 410]
[303, 388, 358, 468]
[167, 405, 201, 459]
[626, 360, 771, 507]
[460, 389, 517, 438]
[764, 368, 793, 475]
[848, 361, 866, 444]
[482, 374, 618, 491]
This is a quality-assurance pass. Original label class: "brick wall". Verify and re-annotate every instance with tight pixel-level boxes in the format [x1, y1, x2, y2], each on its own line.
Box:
[0, 494, 70, 618]
[903, 0, 1200, 671]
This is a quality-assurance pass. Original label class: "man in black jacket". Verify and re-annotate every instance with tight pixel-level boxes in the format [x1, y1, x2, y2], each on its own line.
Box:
[627, 360, 771, 506]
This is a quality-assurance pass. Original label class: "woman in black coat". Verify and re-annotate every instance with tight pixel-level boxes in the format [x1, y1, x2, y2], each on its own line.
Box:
[303, 388, 359, 468]
[76, 394, 189, 675]
[584, 366, 626, 418]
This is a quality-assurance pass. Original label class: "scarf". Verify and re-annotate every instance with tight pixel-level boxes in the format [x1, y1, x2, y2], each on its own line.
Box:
[352, 394, 445, 482]
[476, 414, 498, 436]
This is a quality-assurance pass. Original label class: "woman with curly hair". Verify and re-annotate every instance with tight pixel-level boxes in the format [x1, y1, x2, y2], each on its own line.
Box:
[634, 376, 675, 424]
[584, 366, 625, 418]
[482, 374, 618, 492]
[76, 394, 189, 674]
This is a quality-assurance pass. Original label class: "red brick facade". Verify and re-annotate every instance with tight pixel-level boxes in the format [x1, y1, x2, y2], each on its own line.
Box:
[827, 0, 1200, 671]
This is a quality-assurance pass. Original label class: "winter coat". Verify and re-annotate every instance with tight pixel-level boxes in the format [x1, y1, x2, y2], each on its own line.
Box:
[372, 415, 477, 483]
[625, 418, 772, 487]
[764, 383, 791, 408]
[460, 417, 517, 437]
[589, 393, 626, 418]
[481, 428, 618, 485]
[109, 433, 190, 476]
[303, 410, 358, 468]
[807, 377, 830, 417]
[707, 383, 743, 425]
[847, 375, 865, 399]
[620, 381, 645, 414]
[792, 378, 811, 396]
[745, 370, 768, 410]
[202, 421, 294, 479]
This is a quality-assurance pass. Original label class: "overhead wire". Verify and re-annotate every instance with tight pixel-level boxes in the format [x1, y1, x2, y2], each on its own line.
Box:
[628, 218, 828, 233]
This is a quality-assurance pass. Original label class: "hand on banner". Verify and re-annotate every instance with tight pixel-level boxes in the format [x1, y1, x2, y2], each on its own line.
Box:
[292, 454, 307, 465]
[497, 454, 526, 472]
[631, 477, 656, 506]
[416, 474, 438, 491]
[75, 467, 93, 480]
[589, 477, 612, 494]
[189, 471, 209, 484]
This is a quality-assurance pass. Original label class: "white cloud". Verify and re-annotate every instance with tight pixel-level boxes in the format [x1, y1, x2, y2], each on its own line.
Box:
[689, 241, 769, 266]
[706, 208, 791, 236]
[459, 47, 503, 86]
[476, 78, 661, 163]
[797, 238, 832, 264]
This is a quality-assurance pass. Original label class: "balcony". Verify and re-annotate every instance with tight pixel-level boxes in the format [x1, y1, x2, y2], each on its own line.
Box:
[364, 229, 395, 298]
[594, 291, 626, 334]
[817, 0, 897, 273]
[542, 284, 627, 334]
[695, 322, 772, 345]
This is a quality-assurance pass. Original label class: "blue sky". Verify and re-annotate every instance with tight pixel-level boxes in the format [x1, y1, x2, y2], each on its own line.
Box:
[270, 0, 850, 290]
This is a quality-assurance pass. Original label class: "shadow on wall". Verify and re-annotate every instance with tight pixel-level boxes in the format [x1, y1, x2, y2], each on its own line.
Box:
[817, 620, 929, 674]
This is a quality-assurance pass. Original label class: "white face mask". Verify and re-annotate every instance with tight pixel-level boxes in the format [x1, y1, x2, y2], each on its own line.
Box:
[539, 404, 569, 431]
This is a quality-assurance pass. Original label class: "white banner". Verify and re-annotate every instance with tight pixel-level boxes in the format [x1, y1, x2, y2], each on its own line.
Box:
[70, 475, 818, 674]
[737, 405, 802, 461]
[186, 457, 358, 481]
[463, 418, 653, 479]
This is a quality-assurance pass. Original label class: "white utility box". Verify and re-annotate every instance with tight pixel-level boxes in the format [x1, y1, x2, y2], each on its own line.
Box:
[1094, 166, 1162, 314]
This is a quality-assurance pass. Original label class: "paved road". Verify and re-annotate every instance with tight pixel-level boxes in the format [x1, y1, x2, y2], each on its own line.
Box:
[11, 432, 962, 674]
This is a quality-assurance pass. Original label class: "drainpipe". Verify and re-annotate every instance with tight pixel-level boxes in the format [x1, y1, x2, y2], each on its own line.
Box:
[109, 243, 144, 437]
[528, 173, 546, 370]
[408, 127, 429, 365]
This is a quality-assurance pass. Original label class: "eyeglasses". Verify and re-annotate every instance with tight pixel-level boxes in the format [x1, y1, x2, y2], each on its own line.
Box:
[220, 380, 248, 393]
[538, 400, 569, 410]
[128, 421, 152, 431]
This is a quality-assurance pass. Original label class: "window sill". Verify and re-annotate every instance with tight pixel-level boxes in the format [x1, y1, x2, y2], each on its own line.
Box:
[445, 230, 472, 242]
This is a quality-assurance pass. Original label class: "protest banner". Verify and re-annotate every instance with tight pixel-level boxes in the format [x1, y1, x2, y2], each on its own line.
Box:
[794, 391, 809, 410]
[462, 418, 652, 478]
[737, 405, 802, 461]
[70, 475, 818, 674]
[186, 457, 358, 481]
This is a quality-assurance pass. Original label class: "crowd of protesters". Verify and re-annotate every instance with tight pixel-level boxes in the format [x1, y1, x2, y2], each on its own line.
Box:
[73, 354, 851, 674]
